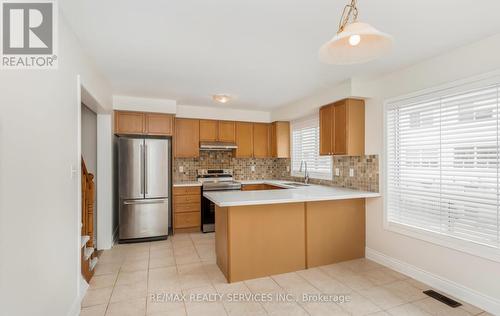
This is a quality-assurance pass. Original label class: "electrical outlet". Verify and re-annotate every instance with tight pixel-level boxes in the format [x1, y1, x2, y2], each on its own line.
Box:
[286, 165, 290, 172]
[335, 168, 340, 176]
[349, 168, 354, 177]
[179, 166, 184, 173]
[251, 165, 256, 172]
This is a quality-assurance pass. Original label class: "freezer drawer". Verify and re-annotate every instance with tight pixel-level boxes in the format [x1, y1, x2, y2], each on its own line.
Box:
[119, 198, 169, 240]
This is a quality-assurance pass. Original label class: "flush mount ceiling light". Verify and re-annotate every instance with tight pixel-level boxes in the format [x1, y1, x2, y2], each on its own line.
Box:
[212, 94, 232, 104]
[319, 0, 393, 65]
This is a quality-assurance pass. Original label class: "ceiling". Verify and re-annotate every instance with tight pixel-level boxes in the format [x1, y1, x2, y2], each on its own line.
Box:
[61, 0, 500, 110]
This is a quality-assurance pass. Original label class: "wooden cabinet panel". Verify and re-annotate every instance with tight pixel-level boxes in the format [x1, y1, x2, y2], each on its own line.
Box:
[173, 186, 201, 233]
[146, 113, 173, 136]
[174, 195, 200, 205]
[253, 123, 271, 158]
[306, 199, 365, 267]
[319, 98, 365, 156]
[173, 186, 201, 196]
[319, 105, 333, 155]
[174, 118, 200, 158]
[174, 203, 201, 213]
[199, 120, 218, 141]
[346, 99, 365, 156]
[114, 111, 145, 135]
[218, 121, 236, 142]
[235, 122, 253, 158]
[333, 101, 347, 155]
[271, 121, 290, 158]
[174, 212, 200, 228]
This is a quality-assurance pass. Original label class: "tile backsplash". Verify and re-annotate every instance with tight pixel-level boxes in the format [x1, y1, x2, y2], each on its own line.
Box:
[174, 151, 379, 192]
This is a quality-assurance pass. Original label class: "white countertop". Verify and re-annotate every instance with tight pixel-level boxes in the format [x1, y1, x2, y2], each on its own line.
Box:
[173, 181, 202, 187]
[203, 180, 380, 207]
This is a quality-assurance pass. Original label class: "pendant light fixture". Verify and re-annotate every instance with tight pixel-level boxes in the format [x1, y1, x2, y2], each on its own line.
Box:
[319, 0, 393, 65]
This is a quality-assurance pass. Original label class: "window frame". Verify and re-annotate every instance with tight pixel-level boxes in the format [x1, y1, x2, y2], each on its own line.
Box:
[383, 70, 500, 263]
[290, 114, 332, 181]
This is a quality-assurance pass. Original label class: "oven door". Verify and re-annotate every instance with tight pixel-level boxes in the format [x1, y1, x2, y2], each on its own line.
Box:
[201, 195, 216, 233]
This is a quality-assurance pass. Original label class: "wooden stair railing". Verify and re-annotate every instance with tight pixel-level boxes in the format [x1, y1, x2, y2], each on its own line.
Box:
[81, 158, 97, 282]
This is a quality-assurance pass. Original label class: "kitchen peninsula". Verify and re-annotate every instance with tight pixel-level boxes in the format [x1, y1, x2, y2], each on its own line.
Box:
[203, 181, 380, 282]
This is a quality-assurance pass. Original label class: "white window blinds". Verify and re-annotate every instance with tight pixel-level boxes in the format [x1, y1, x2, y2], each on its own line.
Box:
[386, 83, 500, 249]
[291, 115, 332, 180]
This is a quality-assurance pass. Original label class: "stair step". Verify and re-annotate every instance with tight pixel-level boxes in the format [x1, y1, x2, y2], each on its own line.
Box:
[89, 257, 98, 271]
[84, 247, 94, 260]
[81, 235, 90, 248]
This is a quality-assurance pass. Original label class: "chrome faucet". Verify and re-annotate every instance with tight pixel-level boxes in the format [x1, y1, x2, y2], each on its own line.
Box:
[299, 160, 309, 184]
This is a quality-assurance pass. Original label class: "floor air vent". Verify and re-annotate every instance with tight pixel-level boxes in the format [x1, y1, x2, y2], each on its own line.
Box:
[423, 290, 462, 308]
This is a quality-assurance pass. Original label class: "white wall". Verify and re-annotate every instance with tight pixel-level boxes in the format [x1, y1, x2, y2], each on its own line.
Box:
[177, 104, 271, 122]
[271, 80, 353, 121]
[97, 114, 114, 250]
[0, 12, 112, 316]
[360, 33, 500, 313]
[113, 95, 177, 113]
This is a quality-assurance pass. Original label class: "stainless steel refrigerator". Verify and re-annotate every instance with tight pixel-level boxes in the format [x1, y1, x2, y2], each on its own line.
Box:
[118, 137, 170, 241]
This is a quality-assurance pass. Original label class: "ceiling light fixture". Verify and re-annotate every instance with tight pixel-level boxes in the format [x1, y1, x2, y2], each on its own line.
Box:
[212, 94, 231, 104]
[319, 0, 393, 65]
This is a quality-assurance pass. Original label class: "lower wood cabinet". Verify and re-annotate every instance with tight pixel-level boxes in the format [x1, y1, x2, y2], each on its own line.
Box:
[241, 184, 285, 191]
[174, 212, 201, 229]
[173, 186, 201, 233]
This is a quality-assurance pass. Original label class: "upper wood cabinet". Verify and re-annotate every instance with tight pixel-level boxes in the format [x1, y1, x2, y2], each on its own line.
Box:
[319, 98, 365, 156]
[174, 118, 200, 158]
[115, 111, 145, 135]
[200, 120, 218, 141]
[199, 120, 236, 143]
[235, 122, 254, 158]
[270, 121, 290, 158]
[218, 121, 236, 142]
[253, 123, 271, 158]
[114, 111, 173, 136]
[319, 106, 333, 155]
[145, 113, 173, 136]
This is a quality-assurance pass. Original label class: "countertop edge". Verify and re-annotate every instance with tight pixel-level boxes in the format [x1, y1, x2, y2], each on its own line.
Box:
[173, 182, 202, 187]
[204, 192, 381, 207]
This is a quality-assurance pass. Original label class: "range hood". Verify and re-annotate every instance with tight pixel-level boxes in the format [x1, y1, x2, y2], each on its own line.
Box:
[199, 141, 238, 151]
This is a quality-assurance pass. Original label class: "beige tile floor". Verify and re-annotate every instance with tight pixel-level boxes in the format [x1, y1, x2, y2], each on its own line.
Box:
[80, 233, 492, 316]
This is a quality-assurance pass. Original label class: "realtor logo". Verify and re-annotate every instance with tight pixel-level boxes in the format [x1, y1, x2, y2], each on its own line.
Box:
[1, 0, 57, 69]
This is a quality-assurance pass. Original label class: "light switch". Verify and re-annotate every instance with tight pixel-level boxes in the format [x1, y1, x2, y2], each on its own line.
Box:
[251, 165, 256, 172]
[349, 168, 354, 177]
[335, 168, 340, 176]
[286, 165, 290, 172]
[179, 166, 184, 173]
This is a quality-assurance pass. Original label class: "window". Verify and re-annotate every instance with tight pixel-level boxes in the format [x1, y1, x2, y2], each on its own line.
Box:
[386, 82, 500, 254]
[291, 115, 332, 180]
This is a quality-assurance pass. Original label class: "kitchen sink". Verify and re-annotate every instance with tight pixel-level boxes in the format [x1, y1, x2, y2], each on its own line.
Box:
[282, 182, 310, 187]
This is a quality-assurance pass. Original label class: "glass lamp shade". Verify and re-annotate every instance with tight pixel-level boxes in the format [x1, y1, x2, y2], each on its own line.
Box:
[319, 22, 393, 65]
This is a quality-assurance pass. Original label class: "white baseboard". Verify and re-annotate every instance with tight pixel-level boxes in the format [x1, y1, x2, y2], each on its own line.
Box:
[366, 247, 500, 315]
[67, 276, 89, 316]
[112, 226, 119, 245]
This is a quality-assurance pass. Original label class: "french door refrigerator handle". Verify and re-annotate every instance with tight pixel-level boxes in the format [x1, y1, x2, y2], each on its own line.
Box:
[140, 143, 144, 195]
[144, 143, 148, 194]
